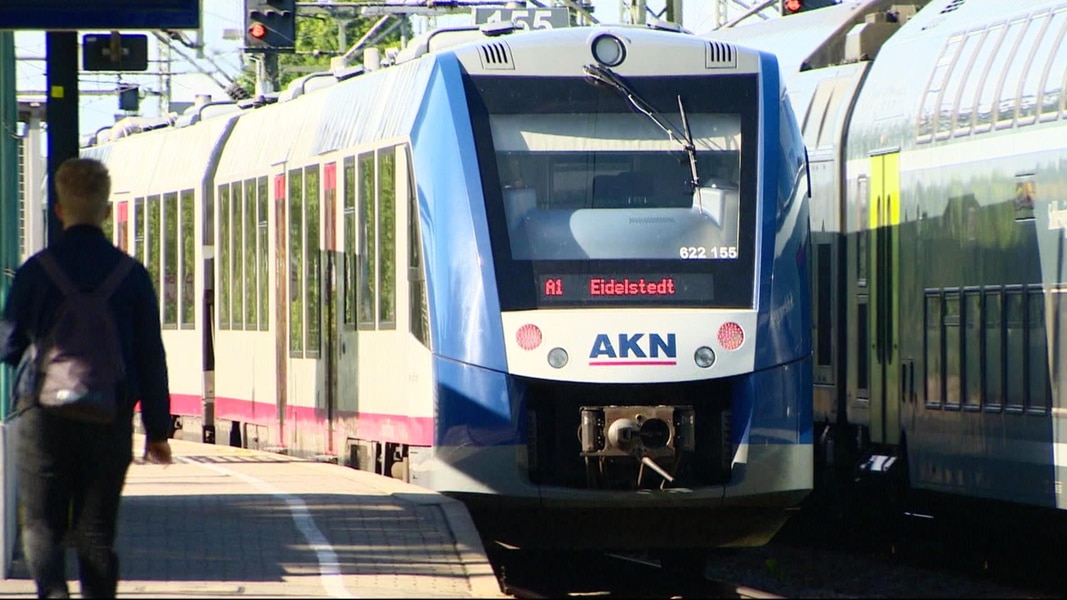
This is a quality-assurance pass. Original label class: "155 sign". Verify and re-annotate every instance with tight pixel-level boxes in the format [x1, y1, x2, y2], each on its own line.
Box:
[472, 7, 569, 30]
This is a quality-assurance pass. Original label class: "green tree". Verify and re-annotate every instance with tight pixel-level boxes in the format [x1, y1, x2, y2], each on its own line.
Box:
[235, 2, 408, 97]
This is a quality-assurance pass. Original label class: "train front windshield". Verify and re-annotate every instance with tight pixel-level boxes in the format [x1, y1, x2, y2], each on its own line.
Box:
[465, 73, 760, 310]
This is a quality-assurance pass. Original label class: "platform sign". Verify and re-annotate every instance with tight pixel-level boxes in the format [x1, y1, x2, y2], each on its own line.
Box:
[0, 0, 200, 30]
[472, 7, 569, 30]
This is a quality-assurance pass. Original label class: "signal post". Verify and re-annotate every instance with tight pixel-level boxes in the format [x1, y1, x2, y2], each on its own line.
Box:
[245, 0, 297, 95]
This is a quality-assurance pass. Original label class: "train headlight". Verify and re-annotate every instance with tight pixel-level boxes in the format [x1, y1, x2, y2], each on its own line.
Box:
[694, 346, 716, 368]
[547, 347, 569, 369]
[591, 34, 626, 67]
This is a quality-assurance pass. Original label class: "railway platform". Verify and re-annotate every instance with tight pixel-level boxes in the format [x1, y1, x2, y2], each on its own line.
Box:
[0, 436, 506, 598]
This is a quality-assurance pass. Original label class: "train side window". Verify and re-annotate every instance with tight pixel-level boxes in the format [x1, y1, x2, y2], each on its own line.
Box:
[943, 290, 961, 410]
[305, 164, 321, 357]
[997, 10, 1050, 129]
[1023, 8, 1067, 124]
[975, 17, 1027, 133]
[180, 189, 195, 329]
[1041, 9, 1067, 120]
[983, 288, 1003, 412]
[133, 198, 145, 274]
[218, 185, 230, 330]
[957, 23, 1005, 136]
[1027, 286, 1050, 414]
[102, 200, 114, 244]
[924, 290, 943, 409]
[116, 201, 128, 254]
[244, 178, 257, 331]
[163, 191, 179, 328]
[257, 177, 269, 331]
[358, 151, 376, 330]
[406, 145, 430, 348]
[814, 242, 833, 369]
[935, 32, 981, 140]
[856, 176, 868, 285]
[343, 156, 357, 329]
[231, 181, 244, 330]
[1059, 49, 1067, 118]
[916, 33, 962, 142]
[289, 168, 304, 357]
[147, 194, 161, 310]
[378, 147, 396, 330]
[1004, 287, 1025, 412]
[856, 297, 869, 399]
[962, 288, 981, 410]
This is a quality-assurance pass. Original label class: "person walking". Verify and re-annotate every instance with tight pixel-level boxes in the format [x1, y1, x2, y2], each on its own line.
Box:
[0, 157, 172, 598]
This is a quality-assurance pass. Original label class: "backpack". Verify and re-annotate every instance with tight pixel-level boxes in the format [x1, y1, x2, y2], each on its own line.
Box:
[30, 251, 134, 424]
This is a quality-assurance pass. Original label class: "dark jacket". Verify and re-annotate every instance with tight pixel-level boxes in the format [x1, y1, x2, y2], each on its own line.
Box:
[0, 225, 171, 441]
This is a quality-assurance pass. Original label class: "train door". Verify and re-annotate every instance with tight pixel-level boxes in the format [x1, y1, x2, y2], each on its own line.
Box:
[273, 172, 289, 443]
[355, 146, 406, 452]
[322, 162, 339, 453]
[868, 150, 901, 446]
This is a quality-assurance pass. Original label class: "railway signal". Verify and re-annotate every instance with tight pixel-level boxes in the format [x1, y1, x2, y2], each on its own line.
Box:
[244, 0, 296, 52]
[781, 0, 838, 14]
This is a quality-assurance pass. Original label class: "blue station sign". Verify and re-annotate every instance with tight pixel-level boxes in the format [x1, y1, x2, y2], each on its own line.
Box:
[0, 0, 200, 30]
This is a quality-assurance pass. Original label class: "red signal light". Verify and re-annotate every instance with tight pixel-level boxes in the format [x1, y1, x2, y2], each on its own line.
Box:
[249, 22, 267, 40]
[783, 0, 803, 13]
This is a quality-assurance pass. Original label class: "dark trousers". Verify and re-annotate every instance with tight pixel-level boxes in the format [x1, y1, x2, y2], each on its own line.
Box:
[15, 407, 132, 599]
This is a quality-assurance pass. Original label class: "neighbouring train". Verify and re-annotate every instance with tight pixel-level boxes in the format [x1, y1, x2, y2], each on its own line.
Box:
[710, 0, 1067, 529]
[80, 18, 813, 551]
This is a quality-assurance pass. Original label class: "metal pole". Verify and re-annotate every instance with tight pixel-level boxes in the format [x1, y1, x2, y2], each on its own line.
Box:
[666, 0, 683, 26]
[0, 32, 18, 420]
[45, 32, 79, 247]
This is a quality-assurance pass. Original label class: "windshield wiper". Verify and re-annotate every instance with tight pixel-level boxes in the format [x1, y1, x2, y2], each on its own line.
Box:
[583, 63, 700, 189]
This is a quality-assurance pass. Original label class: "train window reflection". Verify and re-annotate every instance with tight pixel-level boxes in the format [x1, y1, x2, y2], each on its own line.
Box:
[936, 32, 981, 139]
[924, 291, 942, 409]
[218, 187, 229, 330]
[181, 189, 195, 329]
[963, 289, 981, 410]
[918, 33, 961, 141]
[996, 11, 1047, 128]
[983, 289, 1003, 411]
[976, 18, 1027, 133]
[232, 182, 244, 330]
[957, 23, 1005, 137]
[1004, 289, 1025, 412]
[1027, 288, 1049, 414]
[1039, 9, 1067, 120]
[943, 291, 961, 409]
[491, 113, 741, 261]
[1021, 9, 1066, 124]
[148, 194, 161, 310]
[164, 191, 178, 327]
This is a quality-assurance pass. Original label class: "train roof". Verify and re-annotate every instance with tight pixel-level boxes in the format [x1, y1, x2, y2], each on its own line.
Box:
[83, 19, 773, 152]
[706, 0, 931, 75]
[845, 0, 1067, 156]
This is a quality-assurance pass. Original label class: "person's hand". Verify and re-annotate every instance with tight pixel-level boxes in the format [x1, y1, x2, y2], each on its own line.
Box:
[144, 440, 173, 465]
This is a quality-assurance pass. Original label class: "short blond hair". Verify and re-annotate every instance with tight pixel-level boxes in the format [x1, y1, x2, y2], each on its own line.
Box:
[55, 158, 111, 226]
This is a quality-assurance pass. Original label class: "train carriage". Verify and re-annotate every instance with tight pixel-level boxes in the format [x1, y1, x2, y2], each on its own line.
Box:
[710, 0, 1067, 536]
[84, 20, 813, 552]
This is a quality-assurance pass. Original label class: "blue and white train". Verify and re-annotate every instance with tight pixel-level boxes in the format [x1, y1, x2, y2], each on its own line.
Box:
[82, 19, 812, 551]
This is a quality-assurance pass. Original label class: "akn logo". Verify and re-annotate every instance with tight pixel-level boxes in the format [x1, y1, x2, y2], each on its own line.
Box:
[589, 333, 677, 366]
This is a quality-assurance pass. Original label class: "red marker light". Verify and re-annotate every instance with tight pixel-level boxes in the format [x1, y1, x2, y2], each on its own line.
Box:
[718, 322, 745, 351]
[783, 0, 803, 13]
[249, 22, 267, 39]
[516, 324, 543, 351]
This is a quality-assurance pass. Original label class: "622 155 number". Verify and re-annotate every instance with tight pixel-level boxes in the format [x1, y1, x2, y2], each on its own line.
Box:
[680, 246, 738, 259]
